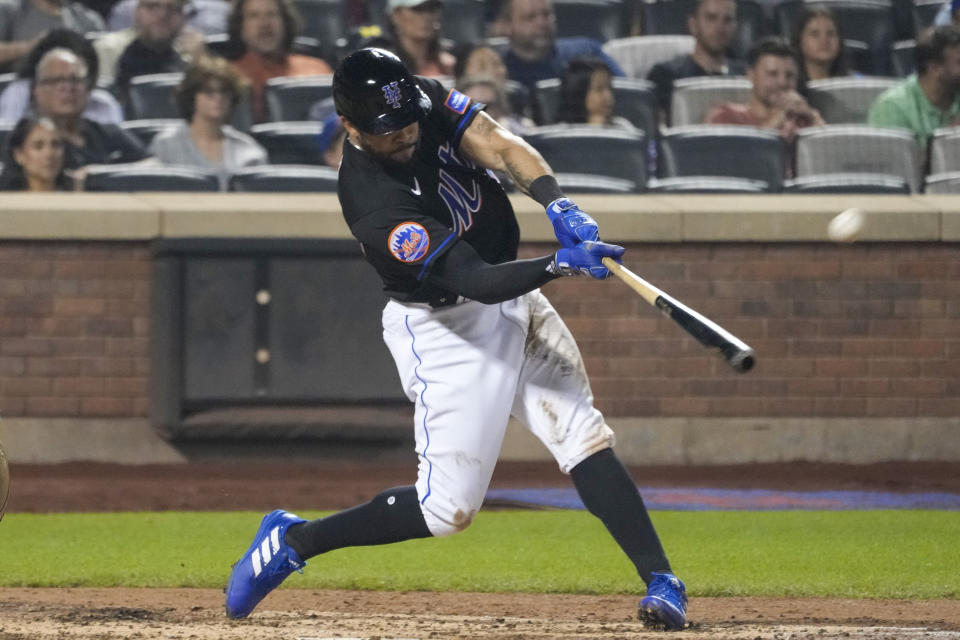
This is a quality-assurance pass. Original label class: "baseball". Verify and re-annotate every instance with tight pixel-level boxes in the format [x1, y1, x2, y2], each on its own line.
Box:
[827, 207, 865, 242]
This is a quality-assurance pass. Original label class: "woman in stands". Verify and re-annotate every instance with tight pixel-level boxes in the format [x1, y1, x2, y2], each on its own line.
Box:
[0, 116, 73, 191]
[556, 57, 634, 129]
[149, 56, 267, 190]
[792, 7, 857, 91]
[385, 0, 455, 76]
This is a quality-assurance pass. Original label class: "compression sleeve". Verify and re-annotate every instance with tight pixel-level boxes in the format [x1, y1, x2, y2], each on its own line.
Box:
[426, 239, 560, 304]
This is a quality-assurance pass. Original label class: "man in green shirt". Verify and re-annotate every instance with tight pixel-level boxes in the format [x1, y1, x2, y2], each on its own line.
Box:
[867, 26, 960, 146]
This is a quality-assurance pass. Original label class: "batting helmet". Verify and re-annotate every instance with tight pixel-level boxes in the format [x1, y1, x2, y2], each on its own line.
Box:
[333, 47, 432, 135]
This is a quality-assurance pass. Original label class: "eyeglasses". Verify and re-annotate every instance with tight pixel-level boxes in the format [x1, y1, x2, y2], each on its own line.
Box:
[36, 76, 88, 88]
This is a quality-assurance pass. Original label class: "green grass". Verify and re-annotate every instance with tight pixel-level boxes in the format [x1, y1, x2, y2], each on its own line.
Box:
[0, 510, 957, 598]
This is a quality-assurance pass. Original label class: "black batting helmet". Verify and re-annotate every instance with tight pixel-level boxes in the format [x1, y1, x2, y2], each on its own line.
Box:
[333, 48, 432, 135]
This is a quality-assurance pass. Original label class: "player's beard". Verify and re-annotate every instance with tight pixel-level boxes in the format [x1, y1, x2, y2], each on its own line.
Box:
[361, 137, 420, 167]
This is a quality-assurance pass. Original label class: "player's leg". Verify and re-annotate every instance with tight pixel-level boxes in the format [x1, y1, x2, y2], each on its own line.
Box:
[510, 290, 687, 630]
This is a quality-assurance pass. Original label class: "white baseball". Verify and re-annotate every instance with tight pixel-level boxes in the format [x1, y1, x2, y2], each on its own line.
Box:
[827, 208, 865, 242]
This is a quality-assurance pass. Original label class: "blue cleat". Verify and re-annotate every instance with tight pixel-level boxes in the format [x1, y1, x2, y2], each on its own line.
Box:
[225, 509, 307, 619]
[638, 571, 688, 631]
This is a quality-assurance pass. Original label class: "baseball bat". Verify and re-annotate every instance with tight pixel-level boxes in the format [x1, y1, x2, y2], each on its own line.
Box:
[601, 257, 756, 373]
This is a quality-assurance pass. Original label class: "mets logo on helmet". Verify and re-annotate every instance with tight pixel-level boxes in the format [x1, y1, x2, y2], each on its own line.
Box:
[388, 222, 430, 262]
[382, 81, 403, 109]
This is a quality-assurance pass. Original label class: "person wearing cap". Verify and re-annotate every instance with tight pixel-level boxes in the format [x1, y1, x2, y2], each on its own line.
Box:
[226, 0, 332, 122]
[385, 0, 455, 76]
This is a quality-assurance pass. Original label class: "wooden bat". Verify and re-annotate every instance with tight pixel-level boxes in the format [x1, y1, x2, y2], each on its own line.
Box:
[601, 257, 756, 373]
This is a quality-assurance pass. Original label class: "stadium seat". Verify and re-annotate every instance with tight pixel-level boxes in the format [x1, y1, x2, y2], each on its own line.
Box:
[84, 164, 220, 192]
[504, 80, 531, 120]
[290, 0, 346, 61]
[601, 35, 694, 80]
[928, 127, 960, 174]
[923, 171, 960, 193]
[0, 119, 15, 151]
[892, 39, 915, 77]
[525, 125, 647, 188]
[774, 0, 895, 75]
[646, 175, 769, 193]
[554, 172, 639, 193]
[0, 72, 16, 95]
[913, 0, 944, 31]
[805, 76, 899, 124]
[120, 119, 181, 145]
[229, 165, 340, 192]
[782, 172, 909, 193]
[658, 124, 786, 191]
[264, 75, 334, 122]
[669, 76, 751, 126]
[552, 0, 627, 41]
[127, 73, 253, 131]
[794, 125, 922, 192]
[639, 0, 767, 59]
[532, 77, 658, 136]
[250, 122, 326, 164]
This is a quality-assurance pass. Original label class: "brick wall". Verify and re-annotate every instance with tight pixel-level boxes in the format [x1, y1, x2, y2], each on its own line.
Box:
[0, 242, 150, 418]
[1, 240, 957, 421]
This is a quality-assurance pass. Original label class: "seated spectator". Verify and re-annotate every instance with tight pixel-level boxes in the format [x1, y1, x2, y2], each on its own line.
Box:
[868, 26, 960, 146]
[498, 0, 624, 90]
[557, 58, 633, 130]
[706, 37, 824, 144]
[0, 28, 124, 124]
[96, 0, 206, 97]
[0, 115, 73, 190]
[31, 48, 150, 171]
[149, 56, 267, 189]
[384, 0, 455, 76]
[453, 43, 508, 86]
[311, 109, 346, 168]
[934, 0, 960, 28]
[0, 0, 104, 71]
[458, 75, 532, 134]
[227, 0, 333, 123]
[646, 0, 746, 119]
[108, 0, 229, 35]
[792, 6, 857, 90]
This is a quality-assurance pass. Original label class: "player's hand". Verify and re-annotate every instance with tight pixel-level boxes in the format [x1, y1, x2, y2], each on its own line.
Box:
[551, 241, 625, 279]
[545, 197, 600, 248]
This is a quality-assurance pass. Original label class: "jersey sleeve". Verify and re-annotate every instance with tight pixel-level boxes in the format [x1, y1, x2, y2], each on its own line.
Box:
[417, 76, 485, 149]
[349, 201, 460, 282]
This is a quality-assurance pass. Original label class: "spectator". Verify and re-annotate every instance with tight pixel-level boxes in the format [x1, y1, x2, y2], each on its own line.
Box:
[867, 26, 960, 146]
[385, 0, 454, 76]
[557, 57, 633, 129]
[792, 6, 856, 90]
[498, 0, 624, 90]
[108, 0, 229, 35]
[933, 0, 960, 28]
[459, 74, 533, 134]
[646, 0, 746, 118]
[453, 42, 508, 85]
[706, 37, 824, 143]
[31, 48, 150, 171]
[0, 115, 73, 190]
[227, 0, 333, 123]
[149, 56, 267, 188]
[0, 28, 124, 124]
[0, 0, 104, 71]
[96, 0, 205, 94]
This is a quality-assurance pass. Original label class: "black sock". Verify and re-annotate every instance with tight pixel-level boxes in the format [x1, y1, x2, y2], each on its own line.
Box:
[570, 448, 672, 585]
[284, 485, 432, 560]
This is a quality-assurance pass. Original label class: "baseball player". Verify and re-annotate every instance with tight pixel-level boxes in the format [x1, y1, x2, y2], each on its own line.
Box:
[225, 47, 688, 630]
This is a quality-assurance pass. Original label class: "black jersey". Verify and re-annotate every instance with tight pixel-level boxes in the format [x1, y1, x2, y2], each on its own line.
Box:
[338, 77, 520, 304]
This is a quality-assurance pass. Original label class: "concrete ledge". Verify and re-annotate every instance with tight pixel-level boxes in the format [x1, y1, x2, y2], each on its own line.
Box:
[0, 193, 159, 239]
[0, 419, 186, 464]
[500, 417, 960, 465]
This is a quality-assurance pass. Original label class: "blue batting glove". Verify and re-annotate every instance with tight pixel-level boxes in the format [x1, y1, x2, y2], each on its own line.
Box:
[550, 241, 625, 279]
[545, 197, 600, 248]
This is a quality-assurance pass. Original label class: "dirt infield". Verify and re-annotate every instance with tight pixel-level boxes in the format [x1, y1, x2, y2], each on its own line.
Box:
[2, 458, 959, 639]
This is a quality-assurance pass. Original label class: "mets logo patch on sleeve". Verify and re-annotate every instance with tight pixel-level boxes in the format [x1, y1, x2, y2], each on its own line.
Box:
[388, 222, 431, 262]
[444, 89, 469, 114]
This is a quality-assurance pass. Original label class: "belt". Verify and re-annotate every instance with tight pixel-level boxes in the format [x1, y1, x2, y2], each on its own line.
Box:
[392, 295, 468, 310]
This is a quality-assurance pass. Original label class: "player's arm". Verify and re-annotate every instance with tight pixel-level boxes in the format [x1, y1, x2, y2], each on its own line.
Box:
[427, 237, 624, 304]
[458, 112, 602, 249]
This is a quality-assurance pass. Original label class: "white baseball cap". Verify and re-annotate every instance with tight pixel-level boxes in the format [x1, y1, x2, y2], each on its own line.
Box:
[387, 0, 441, 11]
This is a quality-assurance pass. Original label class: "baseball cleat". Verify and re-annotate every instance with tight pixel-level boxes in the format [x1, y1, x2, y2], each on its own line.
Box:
[225, 509, 307, 619]
[638, 571, 688, 631]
